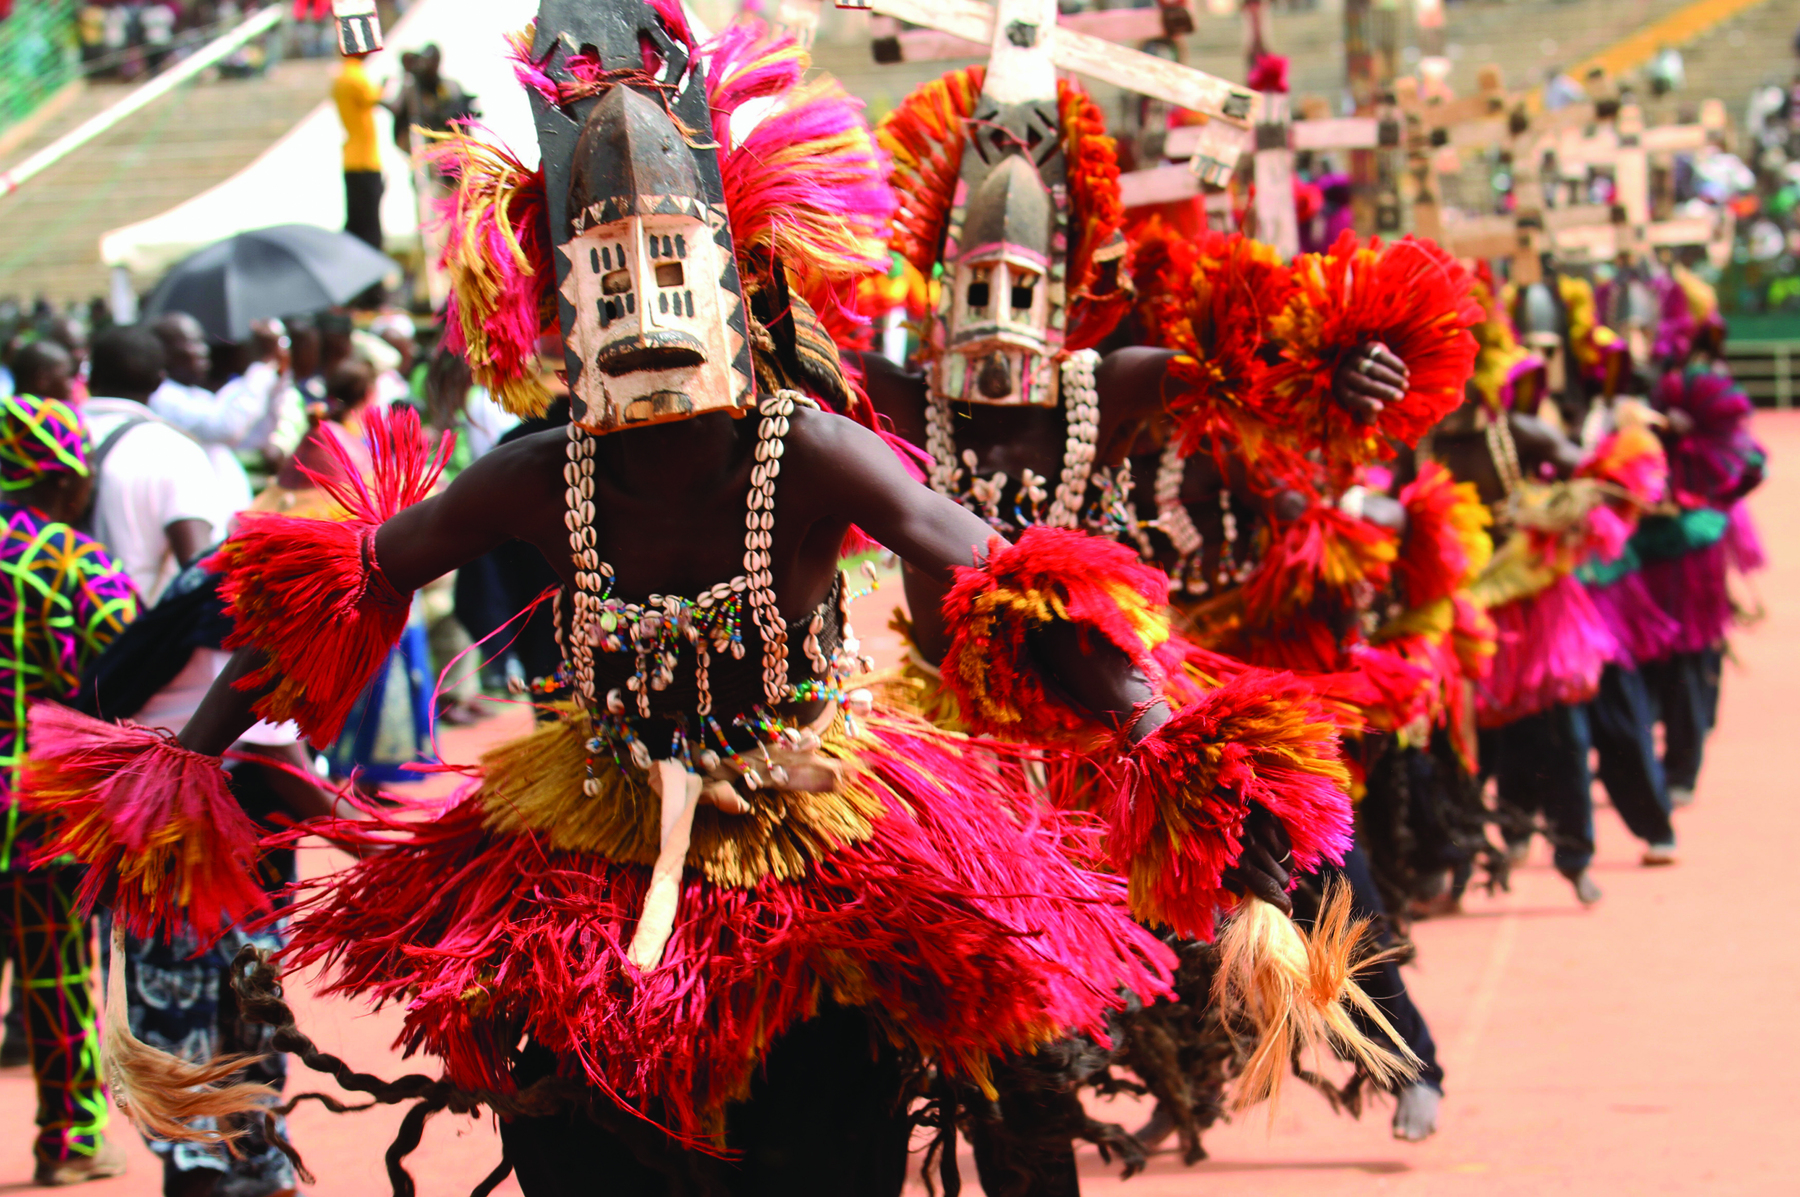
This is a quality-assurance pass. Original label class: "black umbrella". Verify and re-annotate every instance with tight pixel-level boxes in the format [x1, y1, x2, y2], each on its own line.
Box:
[142, 224, 398, 341]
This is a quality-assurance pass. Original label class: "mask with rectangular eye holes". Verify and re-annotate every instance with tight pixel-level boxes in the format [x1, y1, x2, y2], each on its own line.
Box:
[530, 0, 754, 434]
[929, 7, 1070, 409]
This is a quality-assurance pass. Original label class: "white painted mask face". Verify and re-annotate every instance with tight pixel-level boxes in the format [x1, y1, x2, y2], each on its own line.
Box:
[935, 136, 1064, 407]
[557, 84, 751, 433]
[562, 209, 742, 430]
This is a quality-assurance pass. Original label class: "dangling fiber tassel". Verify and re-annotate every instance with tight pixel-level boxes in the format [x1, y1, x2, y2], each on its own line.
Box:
[1213, 882, 1419, 1113]
[101, 924, 275, 1145]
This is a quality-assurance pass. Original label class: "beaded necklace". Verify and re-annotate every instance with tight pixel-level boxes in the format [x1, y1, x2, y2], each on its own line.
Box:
[554, 391, 875, 783]
[923, 348, 1134, 536]
[1140, 441, 1252, 597]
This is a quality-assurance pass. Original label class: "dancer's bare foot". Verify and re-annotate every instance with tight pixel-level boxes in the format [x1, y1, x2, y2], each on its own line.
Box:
[1392, 1082, 1440, 1142]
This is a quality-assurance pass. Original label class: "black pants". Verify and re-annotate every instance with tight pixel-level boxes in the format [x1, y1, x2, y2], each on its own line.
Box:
[1483, 704, 1594, 874]
[1643, 649, 1720, 792]
[1322, 843, 1445, 1092]
[499, 1006, 913, 1197]
[343, 170, 384, 250]
[1585, 664, 1674, 846]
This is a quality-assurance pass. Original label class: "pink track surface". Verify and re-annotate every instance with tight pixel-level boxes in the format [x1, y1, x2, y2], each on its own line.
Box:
[5, 412, 1797, 1195]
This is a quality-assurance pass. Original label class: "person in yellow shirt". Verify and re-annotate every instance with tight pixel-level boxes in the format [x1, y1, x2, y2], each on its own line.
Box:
[333, 52, 385, 250]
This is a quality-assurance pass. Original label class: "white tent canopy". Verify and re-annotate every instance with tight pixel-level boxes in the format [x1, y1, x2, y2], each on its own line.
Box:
[100, 0, 542, 281]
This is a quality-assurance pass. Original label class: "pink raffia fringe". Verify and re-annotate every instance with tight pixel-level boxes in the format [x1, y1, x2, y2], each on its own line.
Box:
[1641, 540, 1731, 654]
[1477, 574, 1616, 727]
[1725, 500, 1766, 576]
[273, 711, 1174, 1144]
[1587, 573, 1680, 669]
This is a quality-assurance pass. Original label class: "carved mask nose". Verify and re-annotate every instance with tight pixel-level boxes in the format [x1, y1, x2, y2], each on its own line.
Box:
[976, 352, 1013, 399]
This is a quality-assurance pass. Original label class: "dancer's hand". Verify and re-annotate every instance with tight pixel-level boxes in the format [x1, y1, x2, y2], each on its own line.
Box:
[1223, 802, 1294, 915]
[1333, 342, 1409, 423]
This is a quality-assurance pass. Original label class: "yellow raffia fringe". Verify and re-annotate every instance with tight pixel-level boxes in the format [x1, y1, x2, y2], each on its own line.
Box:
[476, 702, 886, 889]
[427, 128, 553, 419]
[1213, 883, 1421, 1114]
[101, 924, 275, 1146]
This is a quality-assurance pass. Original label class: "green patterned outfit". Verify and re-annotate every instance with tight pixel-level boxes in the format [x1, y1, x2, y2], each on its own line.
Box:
[0, 501, 137, 1165]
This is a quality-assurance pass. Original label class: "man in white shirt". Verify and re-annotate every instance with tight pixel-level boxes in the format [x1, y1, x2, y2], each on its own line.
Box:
[84, 326, 230, 604]
[148, 313, 254, 515]
[224, 322, 309, 466]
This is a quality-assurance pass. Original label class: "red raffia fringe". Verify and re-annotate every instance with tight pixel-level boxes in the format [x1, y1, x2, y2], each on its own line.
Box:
[23, 704, 267, 941]
[939, 527, 1175, 746]
[210, 407, 451, 745]
[274, 712, 1174, 1144]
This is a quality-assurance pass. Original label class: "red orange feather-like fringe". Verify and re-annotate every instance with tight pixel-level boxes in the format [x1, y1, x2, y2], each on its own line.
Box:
[274, 713, 1174, 1144]
[23, 705, 267, 941]
[1264, 231, 1480, 482]
[1395, 462, 1491, 608]
[935, 529, 1359, 937]
[876, 67, 983, 283]
[1097, 676, 1353, 940]
[210, 407, 451, 745]
[1132, 220, 1301, 480]
[940, 528, 1174, 746]
[1058, 80, 1132, 351]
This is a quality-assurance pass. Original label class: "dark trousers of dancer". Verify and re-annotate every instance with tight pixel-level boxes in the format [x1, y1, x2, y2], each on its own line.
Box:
[1585, 664, 1675, 846]
[499, 1005, 914, 1197]
[1642, 648, 1721, 792]
[1322, 843, 1445, 1093]
[1483, 705, 1595, 874]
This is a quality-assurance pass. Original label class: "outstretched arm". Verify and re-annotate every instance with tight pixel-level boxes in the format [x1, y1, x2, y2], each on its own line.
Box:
[181, 433, 566, 757]
[795, 408, 1169, 738]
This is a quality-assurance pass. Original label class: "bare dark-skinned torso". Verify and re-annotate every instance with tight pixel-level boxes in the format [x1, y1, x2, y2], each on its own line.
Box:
[854, 347, 1178, 663]
[181, 402, 1166, 756]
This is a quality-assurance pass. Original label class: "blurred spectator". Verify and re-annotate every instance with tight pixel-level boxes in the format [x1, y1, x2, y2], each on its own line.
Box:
[8, 341, 74, 405]
[369, 310, 416, 402]
[350, 322, 409, 404]
[43, 315, 90, 404]
[285, 313, 328, 413]
[141, 2, 177, 71]
[391, 44, 477, 157]
[333, 48, 386, 251]
[1544, 65, 1587, 112]
[85, 325, 226, 603]
[1647, 46, 1684, 98]
[0, 393, 136, 1186]
[148, 312, 253, 514]
[421, 345, 516, 720]
[77, 4, 106, 69]
[213, 318, 308, 475]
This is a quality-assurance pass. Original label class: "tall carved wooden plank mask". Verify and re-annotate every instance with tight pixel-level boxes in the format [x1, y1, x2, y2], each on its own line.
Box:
[531, 0, 754, 433]
[932, 0, 1069, 409]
